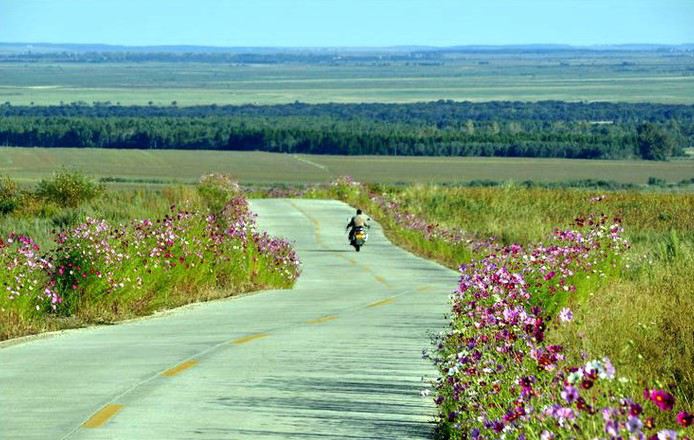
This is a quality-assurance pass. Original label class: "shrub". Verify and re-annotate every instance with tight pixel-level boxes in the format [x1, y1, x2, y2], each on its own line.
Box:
[648, 176, 667, 186]
[197, 174, 241, 213]
[36, 169, 103, 208]
[0, 176, 20, 215]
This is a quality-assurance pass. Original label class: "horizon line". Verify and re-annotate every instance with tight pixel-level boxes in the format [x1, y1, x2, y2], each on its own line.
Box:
[2, 41, 693, 50]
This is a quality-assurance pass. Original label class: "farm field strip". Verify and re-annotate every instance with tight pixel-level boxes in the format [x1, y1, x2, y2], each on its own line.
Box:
[1, 148, 692, 185]
[0, 55, 692, 104]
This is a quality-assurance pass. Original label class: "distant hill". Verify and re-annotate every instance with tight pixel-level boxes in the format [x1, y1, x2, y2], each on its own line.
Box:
[1, 42, 692, 55]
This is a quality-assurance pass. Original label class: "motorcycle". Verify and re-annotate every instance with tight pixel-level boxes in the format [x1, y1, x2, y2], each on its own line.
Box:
[350, 226, 368, 252]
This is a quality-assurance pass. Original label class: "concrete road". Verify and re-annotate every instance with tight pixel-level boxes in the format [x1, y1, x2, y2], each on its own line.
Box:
[0, 199, 458, 439]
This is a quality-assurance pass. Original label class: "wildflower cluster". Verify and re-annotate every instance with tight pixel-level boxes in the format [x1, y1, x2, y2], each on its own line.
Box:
[429, 216, 691, 439]
[368, 192, 469, 244]
[0, 234, 56, 313]
[328, 176, 469, 245]
[1, 192, 300, 320]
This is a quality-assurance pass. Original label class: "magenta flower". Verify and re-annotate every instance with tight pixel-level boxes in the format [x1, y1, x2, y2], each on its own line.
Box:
[677, 411, 693, 427]
[647, 389, 675, 411]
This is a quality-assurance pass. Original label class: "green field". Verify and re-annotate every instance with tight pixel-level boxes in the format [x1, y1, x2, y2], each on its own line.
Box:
[1, 51, 693, 105]
[1, 147, 692, 185]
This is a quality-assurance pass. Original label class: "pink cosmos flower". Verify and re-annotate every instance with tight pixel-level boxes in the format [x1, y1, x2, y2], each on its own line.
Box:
[677, 411, 693, 427]
[647, 389, 675, 411]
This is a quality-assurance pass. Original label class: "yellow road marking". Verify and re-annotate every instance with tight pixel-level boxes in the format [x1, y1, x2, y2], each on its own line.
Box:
[374, 275, 390, 287]
[161, 359, 199, 377]
[232, 333, 269, 345]
[288, 201, 323, 245]
[306, 315, 337, 325]
[367, 297, 395, 308]
[337, 255, 393, 289]
[416, 285, 434, 293]
[82, 404, 124, 429]
[341, 256, 357, 266]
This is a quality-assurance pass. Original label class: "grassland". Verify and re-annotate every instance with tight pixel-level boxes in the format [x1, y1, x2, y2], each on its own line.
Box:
[1, 147, 693, 186]
[1, 51, 693, 105]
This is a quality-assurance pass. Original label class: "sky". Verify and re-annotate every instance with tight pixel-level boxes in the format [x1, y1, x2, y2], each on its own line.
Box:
[0, 0, 692, 47]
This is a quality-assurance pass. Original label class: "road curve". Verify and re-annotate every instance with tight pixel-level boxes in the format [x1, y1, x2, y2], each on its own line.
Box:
[0, 199, 458, 439]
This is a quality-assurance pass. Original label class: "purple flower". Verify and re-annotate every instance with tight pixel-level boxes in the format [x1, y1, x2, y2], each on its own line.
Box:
[558, 307, 574, 323]
[626, 416, 643, 433]
[560, 385, 579, 403]
[540, 431, 555, 440]
[657, 430, 678, 440]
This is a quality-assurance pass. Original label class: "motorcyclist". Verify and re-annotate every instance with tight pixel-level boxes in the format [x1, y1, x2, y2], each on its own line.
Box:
[346, 209, 370, 243]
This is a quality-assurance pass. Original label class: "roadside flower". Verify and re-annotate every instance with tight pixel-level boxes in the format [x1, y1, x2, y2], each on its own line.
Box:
[558, 307, 573, 323]
[647, 389, 676, 411]
[626, 416, 644, 433]
[657, 430, 678, 440]
[540, 430, 555, 440]
[677, 411, 693, 428]
[561, 385, 579, 403]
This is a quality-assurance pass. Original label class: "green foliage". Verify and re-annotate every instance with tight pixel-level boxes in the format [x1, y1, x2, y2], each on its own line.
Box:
[36, 169, 103, 208]
[638, 122, 678, 160]
[0, 175, 20, 215]
[197, 174, 241, 212]
[0, 101, 692, 159]
[50, 208, 85, 229]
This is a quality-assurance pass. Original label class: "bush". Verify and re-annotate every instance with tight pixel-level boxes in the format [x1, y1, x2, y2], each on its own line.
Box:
[197, 174, 241, 213]
[0, 176, 20, 215]
[648, 176, 667, 186]
[36, 169, 103, 208]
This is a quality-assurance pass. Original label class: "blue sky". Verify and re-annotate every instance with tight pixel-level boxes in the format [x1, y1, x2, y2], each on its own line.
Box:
[1, 0, 692, 47]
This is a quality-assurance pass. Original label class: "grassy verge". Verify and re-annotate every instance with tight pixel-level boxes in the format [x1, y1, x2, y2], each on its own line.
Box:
[0, 173, 300, 341]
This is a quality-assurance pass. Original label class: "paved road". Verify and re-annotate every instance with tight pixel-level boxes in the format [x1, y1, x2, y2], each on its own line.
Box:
[0, 199, 457, 439]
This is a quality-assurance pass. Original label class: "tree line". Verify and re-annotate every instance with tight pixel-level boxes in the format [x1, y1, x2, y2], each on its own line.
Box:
[0, 101, 690, 159]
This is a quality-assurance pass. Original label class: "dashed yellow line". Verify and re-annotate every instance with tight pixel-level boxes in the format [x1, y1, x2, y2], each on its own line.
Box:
[288, 201, 323, 245]
[232, 332, 270, 345]
[342, 256, 358, 266]
[337, 255, 393, 289]
[373, 275, 390, 287]
[367, 297, 395, 308]
[161, 359, 199, 377]
[306, 315, 338, 325]
[82, 404, 124, 429]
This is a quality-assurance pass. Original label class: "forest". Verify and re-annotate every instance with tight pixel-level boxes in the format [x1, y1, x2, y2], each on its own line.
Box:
[0, 101, 691, 159]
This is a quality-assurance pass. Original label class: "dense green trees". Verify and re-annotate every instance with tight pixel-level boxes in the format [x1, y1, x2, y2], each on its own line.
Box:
[637, 123, 678, 160]
[0, 101, 690, 159]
